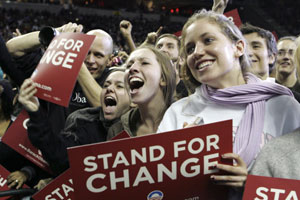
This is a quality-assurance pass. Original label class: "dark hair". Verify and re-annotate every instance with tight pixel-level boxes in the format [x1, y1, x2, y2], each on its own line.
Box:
[156, 34, 181, 50]
[0, 79, 14, 120]
[240, 23, 278, 56]
[240, 23, 278, 72]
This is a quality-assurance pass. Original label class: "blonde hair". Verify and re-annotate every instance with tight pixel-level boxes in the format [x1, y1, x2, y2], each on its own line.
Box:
[180, 9, 251, 90]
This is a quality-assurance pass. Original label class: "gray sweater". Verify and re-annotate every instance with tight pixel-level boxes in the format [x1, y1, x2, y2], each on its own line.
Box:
[250, 128, 300, 179]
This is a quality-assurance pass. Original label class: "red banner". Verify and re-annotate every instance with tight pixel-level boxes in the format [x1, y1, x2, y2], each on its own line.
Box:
[32, 169, 74, 200]
[174, 31, 182, 37]
[0, 165, 28, 200]
[272, 31, 278, 41]
[243, 175, 300, 200]
[2, 110, 52, 174]
[224, 9, 242, 27]
[32, 131, 131, 200]
[67, 120, 233, 200]
[31, 33, 95, 107]
[0, 164, 12, 200]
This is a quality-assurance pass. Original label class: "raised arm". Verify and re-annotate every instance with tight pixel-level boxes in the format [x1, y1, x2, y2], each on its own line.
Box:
[6, 31, 41, 57]
[139, 26, 163, 47]
[18, 79, 90, 175]
[77, 62, 102, 107]
[120, 20, 136, 53]
[6, 22, 83, 57]
[0, 34, 26, 86]
[212, 0, 229, 14]
[18, 79, 40, 112]
[12, 28, 22, 37]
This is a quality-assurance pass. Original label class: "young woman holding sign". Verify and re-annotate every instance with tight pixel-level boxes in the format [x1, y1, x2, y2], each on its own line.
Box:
[157, 9, 300, 198]
[18, 67, 132, 176]
[107, 46, 176, 138]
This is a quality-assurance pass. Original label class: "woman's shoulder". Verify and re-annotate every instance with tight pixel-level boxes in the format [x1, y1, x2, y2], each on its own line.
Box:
[267, 94, 298, 102]
[264, 95, 300, 136]
[172, 95, 191, 106]
[266, 95, 300, 112]
[169, 92, 202, 110]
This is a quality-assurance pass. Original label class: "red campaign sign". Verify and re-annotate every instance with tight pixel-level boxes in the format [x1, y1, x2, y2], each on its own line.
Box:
[32, 169, 74, 200]
[243, 175, 300, 200]
[174, 30, 182, 37]
[1, 110, 52, 174]
[67, 120, 233, 200]
[31, 33, 95, 107]
[0, 165, 29, 200]
[0, 164, 13, 200]
[32, 131, 131, 200]
[224, 9, 242, 27]
[272, 31, 279, 41]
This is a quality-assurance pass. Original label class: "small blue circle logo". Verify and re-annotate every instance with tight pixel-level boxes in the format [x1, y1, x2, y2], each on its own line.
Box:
[147, 190, 164, 200]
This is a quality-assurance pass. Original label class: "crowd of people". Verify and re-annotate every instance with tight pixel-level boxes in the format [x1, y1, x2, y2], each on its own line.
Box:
[0, 5, 184, 50]
[1, 0, 300, 199]
[259, 0, 300, 36]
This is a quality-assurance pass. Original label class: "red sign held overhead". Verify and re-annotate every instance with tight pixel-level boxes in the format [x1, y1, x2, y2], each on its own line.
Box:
[173, 30, 182, 37]
[243, 175, 300, 200]
[173, 9, 242, 38]
[224, 9, 242, 27]
[272, 31, 279, 41]
[31, 33, 95, 107]
[67, 120, 233, 200]
[1, 110, 52, 174]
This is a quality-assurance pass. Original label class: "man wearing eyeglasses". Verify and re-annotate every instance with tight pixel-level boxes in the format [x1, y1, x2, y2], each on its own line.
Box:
[275, 36, 300, 93]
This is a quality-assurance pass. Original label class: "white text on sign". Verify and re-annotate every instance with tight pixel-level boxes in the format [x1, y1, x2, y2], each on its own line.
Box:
[255, 187, 299, 200]
[40, 38, 84, 69]
[83, 134, 220, 193]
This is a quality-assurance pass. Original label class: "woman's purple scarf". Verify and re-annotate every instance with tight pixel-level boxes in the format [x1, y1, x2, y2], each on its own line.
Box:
[200, 73, 294, 166]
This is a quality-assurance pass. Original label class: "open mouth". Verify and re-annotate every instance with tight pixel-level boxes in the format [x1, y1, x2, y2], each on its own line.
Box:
[129, 77, 144, 91]
[87, 67, 98, 74]
[280, 62, 290, 66]
[104, 96, 117, 107]
[195, 60, 214, 70]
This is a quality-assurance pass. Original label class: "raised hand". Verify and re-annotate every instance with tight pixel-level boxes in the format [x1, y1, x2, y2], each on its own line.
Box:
[212, 0, 229, 14]
[18, 79, 40, 112]
[145, 26, 163, 45]
[13, 28, 22, 37]
[120, 20, 133, 38]
[56, 22, 83, 33]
